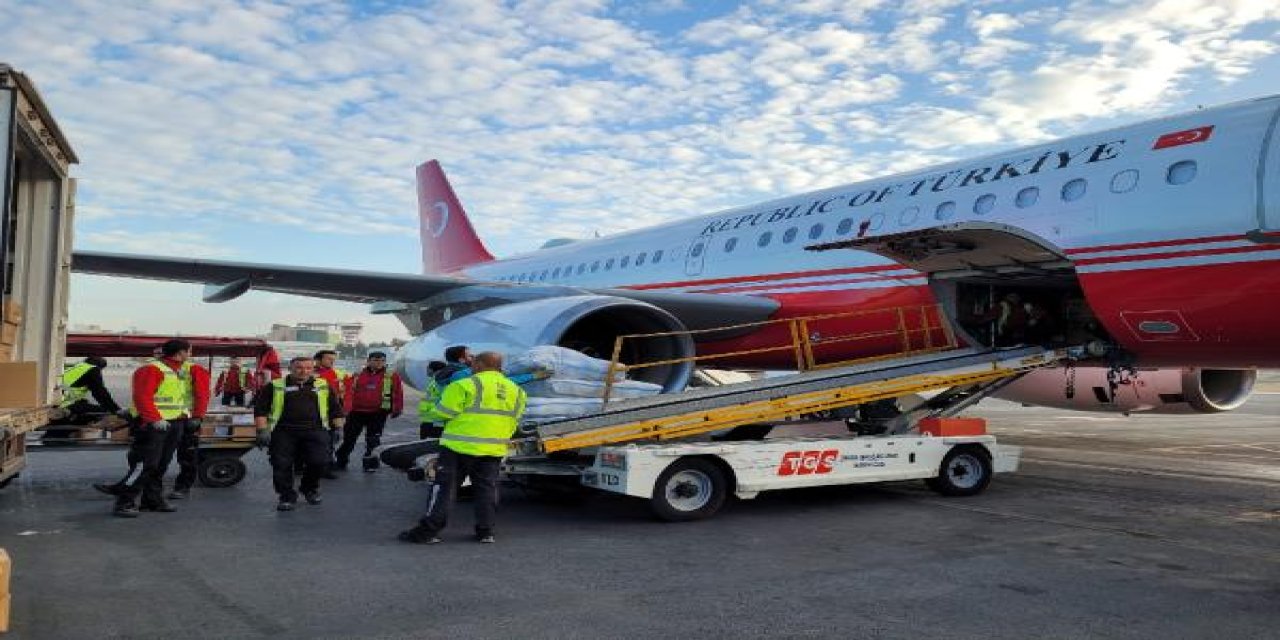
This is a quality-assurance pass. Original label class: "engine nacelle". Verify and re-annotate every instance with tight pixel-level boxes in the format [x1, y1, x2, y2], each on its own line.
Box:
[394, 295, 695, 393]
[995, 367, 1256, 414]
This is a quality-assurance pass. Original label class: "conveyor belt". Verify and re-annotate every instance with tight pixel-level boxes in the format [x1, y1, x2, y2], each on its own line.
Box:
[530, 346, 1067, 453]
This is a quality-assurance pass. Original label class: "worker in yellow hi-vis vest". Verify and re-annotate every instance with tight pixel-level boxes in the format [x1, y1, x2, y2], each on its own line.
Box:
[253, 356, 345, 511]
[399, 351, 526, 545]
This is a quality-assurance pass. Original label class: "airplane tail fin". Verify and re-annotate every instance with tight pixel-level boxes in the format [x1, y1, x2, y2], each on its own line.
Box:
[416, 160, 495, 274]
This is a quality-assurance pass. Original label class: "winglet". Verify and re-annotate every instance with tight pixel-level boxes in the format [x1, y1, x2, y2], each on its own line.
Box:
[416, 160, 495, 274]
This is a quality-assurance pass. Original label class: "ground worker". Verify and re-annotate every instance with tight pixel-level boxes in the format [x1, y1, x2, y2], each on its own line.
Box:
[399, 351, 526, 545]
[314, 349, 350, 478]
[254, 356, 345, 511]
[113, 339, 210, 517]
[60, 356, 128, 420]
[417, 345, 543, 441]
[335, 351, 403, 471]
[418, 361, 447, 439]
[215, 356, 256, 406]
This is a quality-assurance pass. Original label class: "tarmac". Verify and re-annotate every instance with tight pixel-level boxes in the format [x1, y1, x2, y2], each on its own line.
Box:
[1, 380, 1278, 639]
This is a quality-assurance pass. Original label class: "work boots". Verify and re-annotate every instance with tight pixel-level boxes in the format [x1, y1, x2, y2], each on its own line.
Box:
[140, 500, 176, 513]
[113, 500, 140, 518]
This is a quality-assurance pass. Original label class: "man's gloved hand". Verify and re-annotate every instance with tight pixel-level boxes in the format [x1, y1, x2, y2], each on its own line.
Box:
[255, 428, 271, 449]
[187, 417, 203, 430]
[150, 420, 171, 432]
[331, 417, 346, 430]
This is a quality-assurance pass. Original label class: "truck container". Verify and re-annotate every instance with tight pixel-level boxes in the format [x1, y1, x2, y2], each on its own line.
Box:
[0, 64, 78, 487]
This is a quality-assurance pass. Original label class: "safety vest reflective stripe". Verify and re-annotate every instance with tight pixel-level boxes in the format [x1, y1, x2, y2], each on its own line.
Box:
[466, 377, 521, 417]
[60, 363, 95, 407]
[380, 374, 394, 410]
[267, 377, 330, 429]
[439, 433, 512, 445]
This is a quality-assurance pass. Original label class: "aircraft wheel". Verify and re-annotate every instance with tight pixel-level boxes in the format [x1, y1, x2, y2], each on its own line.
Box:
[926, 445, 992, 497]
[650, 458, 727, 522]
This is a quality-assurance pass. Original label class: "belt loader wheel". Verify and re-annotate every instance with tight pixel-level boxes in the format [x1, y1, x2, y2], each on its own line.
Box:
[650, 458, 727, 522]
[926, 445, 992, 497]
[198, 453, 248, 488]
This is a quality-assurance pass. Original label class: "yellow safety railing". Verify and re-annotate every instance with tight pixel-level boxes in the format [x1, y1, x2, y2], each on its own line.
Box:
[601, 304, 958, 406]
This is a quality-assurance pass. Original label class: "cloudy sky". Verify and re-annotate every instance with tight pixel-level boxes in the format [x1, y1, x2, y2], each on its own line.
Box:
[3, 0, 1279, 341]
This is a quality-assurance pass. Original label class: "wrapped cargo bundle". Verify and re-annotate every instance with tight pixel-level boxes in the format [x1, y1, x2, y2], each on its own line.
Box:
[507, 346, 625, 383]
[509, 346, 664, 422]
[521, 377, 663, 400]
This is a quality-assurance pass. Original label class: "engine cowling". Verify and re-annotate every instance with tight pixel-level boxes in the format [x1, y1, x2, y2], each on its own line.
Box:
[995, 367, 1257, 414]
[394, 295, 695, 393]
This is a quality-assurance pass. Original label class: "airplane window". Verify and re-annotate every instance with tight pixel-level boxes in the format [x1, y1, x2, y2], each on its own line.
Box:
[540, 270, 549, 281]
[724, 237, 738, 253]
[1016, 187, 1039, 208]
[653, 249, 664, 262]
[809, 223, 824, 239]
[576, 264, 586, 275]
[637, 252, 648, 266]
[1167, 160, 1197, 185]
[758, 231, 773, 247]
[899, 206, 919, 225]
[865, 212, 885, 231]
[1111, 169, 1139, 193]
[934, 201, 955, 221]
[552, 267, 561, 278]
[782, 227, 798, 243]
[590, 261, 600, 273]
[837, 218, 854, 235]
[1062, 178, 1087, 202]
[974, 194, 996, 214]
[691, 243, 705, 258]
[620, 255, 631, 268]
[605, 258, 615, 270]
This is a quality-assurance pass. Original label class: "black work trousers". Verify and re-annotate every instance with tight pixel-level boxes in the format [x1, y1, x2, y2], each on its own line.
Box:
[270, 427, 331, 500]
[120, 418, 190, 507]
[335, 410, 389, 463]
[173, 421, 200, 492]
[221, 391, 246, 406]
[421, 448, 502, 536]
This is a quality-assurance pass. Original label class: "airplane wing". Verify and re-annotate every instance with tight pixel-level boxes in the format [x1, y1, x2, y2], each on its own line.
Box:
[72, 251, 780, 328]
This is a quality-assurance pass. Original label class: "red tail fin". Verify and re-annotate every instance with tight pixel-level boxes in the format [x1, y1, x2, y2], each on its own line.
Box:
[416, 160, 495, 274]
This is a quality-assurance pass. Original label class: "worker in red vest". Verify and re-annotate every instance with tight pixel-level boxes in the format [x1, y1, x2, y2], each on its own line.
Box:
[335, 351, 404, 471]
[215, 356, 256, 406]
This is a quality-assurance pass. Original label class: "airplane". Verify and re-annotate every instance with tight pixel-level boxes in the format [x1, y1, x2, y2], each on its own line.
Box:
[74, 94, 1280, 416]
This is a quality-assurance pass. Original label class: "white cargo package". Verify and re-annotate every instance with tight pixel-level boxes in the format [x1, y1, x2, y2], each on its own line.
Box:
[523, 396, 604, 420]
[522, 377, 663, 399]
[507, 345, 623, 382]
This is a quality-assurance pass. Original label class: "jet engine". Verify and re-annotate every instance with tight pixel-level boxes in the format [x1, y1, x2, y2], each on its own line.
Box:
[394, 295, 695, 392]
[995, 367, 1256, 414]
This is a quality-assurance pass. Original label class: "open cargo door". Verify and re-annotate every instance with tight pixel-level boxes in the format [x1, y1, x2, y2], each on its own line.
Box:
[808, 222, 1101, 349]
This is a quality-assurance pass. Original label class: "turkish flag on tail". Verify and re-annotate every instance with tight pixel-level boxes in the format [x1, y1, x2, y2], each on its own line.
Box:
[1153, 125, 1214, 150]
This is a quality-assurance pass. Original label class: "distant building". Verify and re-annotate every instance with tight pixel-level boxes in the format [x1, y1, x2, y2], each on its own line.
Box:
[268, 322, 363, 347]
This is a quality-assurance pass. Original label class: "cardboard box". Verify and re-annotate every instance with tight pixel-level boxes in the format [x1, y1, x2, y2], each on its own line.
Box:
[0, 362, 40, 408]
[0, 592, 9, 632]
[918, 417, 987, 437]
[0, 322, 17, 347]
[2, 302, 20, 325]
